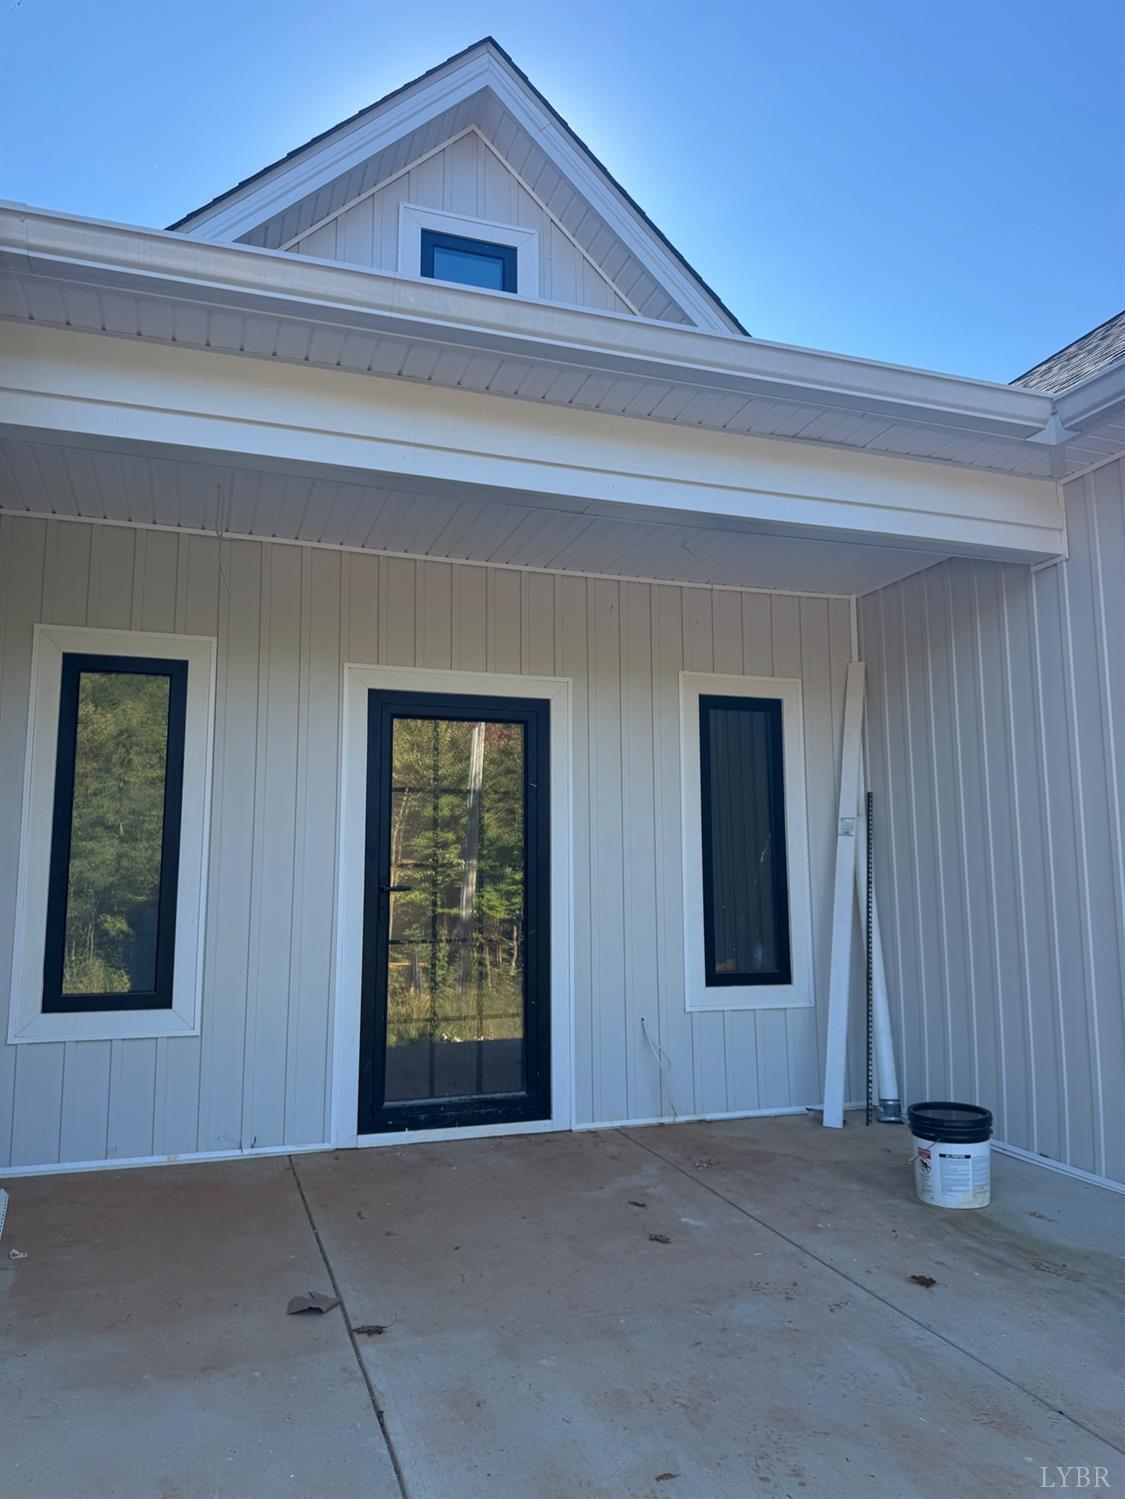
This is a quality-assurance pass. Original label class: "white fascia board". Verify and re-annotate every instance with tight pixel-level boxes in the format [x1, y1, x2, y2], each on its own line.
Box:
[0, 204, 1057, 441]
[0, 323, 1065, 560]
[177, 50, 498, 241]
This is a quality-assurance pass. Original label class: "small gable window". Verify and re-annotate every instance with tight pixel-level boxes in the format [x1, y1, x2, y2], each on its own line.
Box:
[420, 230, 517, 294]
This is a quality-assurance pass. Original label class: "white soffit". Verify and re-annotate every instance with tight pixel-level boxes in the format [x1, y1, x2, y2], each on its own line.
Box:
[0, 437, 946, 596]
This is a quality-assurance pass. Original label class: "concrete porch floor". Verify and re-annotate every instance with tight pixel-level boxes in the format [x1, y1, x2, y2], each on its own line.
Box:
[2, 1115, 1122, 1498]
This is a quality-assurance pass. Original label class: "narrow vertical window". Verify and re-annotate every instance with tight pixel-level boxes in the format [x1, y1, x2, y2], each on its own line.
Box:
[42, 654, 188, 1013]
[699, 695, 792, 986]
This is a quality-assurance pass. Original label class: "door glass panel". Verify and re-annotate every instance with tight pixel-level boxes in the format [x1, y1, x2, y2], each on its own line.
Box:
[63, 670, 172, 995]
[385, 716, 526, 1104]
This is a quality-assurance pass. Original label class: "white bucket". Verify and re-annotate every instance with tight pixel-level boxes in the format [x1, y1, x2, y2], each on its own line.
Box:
[913, 1135, 991, 1209]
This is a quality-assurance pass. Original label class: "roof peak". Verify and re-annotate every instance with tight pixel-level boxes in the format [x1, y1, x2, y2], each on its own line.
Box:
[166, 40, 747, 336]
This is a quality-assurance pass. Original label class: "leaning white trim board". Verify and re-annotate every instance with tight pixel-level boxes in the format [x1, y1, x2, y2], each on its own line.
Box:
[821, 660, 866, 1128]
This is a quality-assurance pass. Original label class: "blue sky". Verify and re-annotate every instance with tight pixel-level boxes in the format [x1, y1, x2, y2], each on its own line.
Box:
[3, 0, 1122, 381]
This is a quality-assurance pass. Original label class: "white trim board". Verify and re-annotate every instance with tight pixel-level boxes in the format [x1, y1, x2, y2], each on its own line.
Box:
[8, 623, 217, 1044]
[991, 1140, 1125, 1197]
[330, 662, 574, 1149]
[397, 201, 539, 297]
[679, 671, 814, 1012]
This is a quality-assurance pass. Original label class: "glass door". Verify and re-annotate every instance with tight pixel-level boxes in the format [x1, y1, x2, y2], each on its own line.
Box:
[358, 691, 550, 1134]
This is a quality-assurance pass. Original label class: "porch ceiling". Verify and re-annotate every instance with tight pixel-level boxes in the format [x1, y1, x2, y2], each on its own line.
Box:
[0, 435, 943, 596]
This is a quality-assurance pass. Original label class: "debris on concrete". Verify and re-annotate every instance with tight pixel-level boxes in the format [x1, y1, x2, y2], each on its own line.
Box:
[648, 1232, 672, 1245]
[628, 1199, 647, 1208]
[354, 1323, 390, 1336]
[655, 1475, 679, 1483]
[8, 1248, 28, 1261]
[909, 1274, 937, 1288]
[287, 1291, 340, 1315]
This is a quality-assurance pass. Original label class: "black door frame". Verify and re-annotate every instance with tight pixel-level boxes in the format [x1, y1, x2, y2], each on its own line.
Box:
[357, 689, 551, 1136]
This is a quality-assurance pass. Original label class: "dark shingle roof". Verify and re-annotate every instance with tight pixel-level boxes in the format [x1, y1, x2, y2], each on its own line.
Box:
[1012, 309, 1125, 394]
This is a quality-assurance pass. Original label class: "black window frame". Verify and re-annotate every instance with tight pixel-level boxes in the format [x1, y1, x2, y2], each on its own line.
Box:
[358, 690, 551, 1136]
[419, 229, 518, 294]
[698, 693, 793, 988]
[42, 653, 189, 1014]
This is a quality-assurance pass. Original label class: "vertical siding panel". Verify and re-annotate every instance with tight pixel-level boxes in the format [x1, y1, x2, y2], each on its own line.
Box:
[0, 517, 48, 1166]
[973, 567, 1024, 1146]
[900, 575, 946, 1098]
[380, 556, 417, 667]
[751, 598, 793, 1109]
[651, 584, 694, 1118]
[452, 564, 487, 671]
[244, 544, 303, 1148]
[486, 568, 522, 674]
[418, 560, 452, 669]
[620, 582, 662, 1120]
[923, 567, 973, 1104]
[587, 579, 627, 1121]
[1001, 565, 1060, 1159]
[48, 524, 117, 1163]
[682, 587, 727, 1115]
[711, 590, 757, 1113]
[785, 598, 822, 1108]
[286, 547, 342, 1146]
[1059, 490, 1116, 1177]
[1037, 558, 1098, 1168]
[555, 574, 593, 1122]
[729, 593, 774, 1112]
[947, 560, 996, 1111]
[346, 550, 380, 663]
[520, 572, 555, 678]
[155, 533, 218, 1157]
[1087, 461, 1125, 1181]
[198, 539, 261, 1153]
[339, 196, 375, 266]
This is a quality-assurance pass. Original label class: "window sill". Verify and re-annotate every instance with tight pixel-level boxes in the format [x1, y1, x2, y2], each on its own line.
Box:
[9, 1007, 201, 1045]
[686, 983, 813, 1014]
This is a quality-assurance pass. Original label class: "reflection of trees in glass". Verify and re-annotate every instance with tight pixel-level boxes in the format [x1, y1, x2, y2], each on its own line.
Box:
[62, 672, 170, 994]
[387, 718, 525, 1050]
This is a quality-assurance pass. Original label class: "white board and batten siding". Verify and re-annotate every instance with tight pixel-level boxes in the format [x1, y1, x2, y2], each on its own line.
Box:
[860, 456, 1125, 1187]
[0, 512, 862, 1171]
[288, 129, 636, 317]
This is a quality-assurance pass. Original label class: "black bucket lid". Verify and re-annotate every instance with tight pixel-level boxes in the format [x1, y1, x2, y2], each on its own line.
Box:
[908, 1101, 993, 1143]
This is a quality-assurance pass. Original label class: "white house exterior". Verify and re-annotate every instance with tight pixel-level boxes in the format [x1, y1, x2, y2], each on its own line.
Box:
[1, 39, 1121, 1186]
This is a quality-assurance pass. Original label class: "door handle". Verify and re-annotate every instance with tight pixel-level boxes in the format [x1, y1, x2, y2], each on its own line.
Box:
[379, 883, 414, 894]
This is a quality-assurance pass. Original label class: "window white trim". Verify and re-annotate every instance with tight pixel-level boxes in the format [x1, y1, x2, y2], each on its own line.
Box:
[679, 671, 814, 1013]
[331, 663, 573, 1149]
[8, 624, 216, 1044]
[397, 202, 539, 297]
